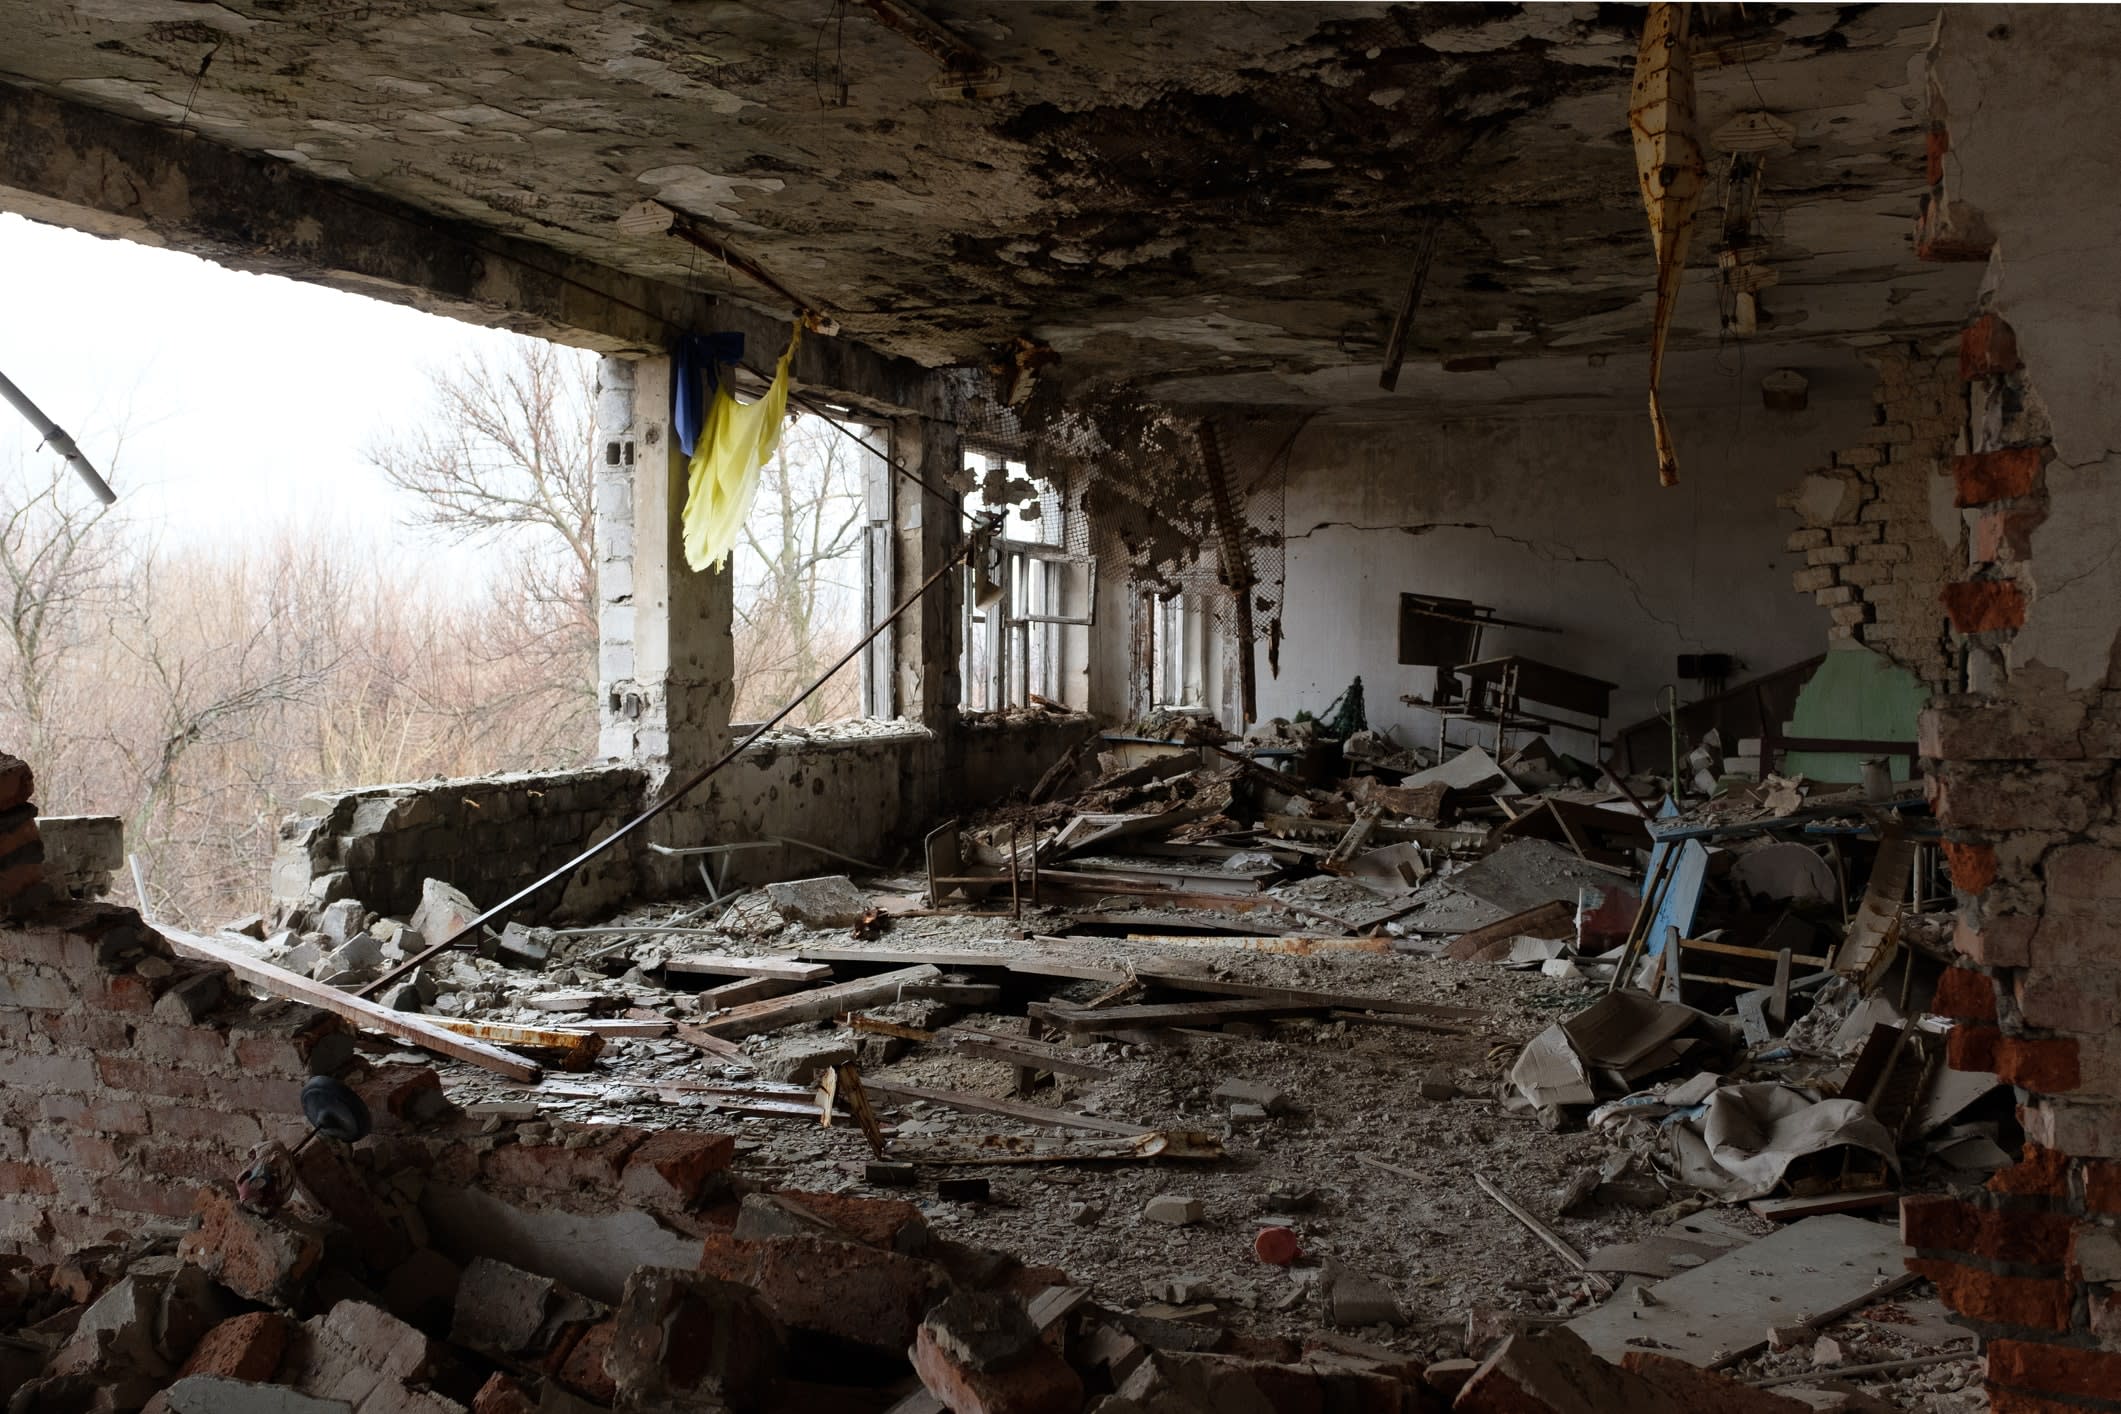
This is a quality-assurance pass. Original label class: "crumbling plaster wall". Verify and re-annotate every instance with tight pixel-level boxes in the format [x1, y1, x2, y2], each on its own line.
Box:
[1249, 394, 1872, 757]
[1895, 10, 2121, 1410]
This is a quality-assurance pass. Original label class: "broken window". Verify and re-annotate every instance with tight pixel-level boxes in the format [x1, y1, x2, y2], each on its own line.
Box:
[1150, 590, 1210, 712]
[729, 412, 883, 725]
[959, 451, 1094, 714]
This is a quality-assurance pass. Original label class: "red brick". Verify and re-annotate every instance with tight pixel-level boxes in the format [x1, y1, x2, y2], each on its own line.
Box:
[766, 1189, 929, 1251]
[482, 1124, 645, 1194]
[471, 1373, 539, 1414]
[697, 1231, 947, 1353]
[1945, 841, 1998, 894]
[210, 1075, 305, 1114]
[548, 1317, 618, 1405]
[94, 972, 157, 1014]
[0, 1051, 98, 1094]
[0, 1162, 54, 1196]
[1992, 1390, 2093, 1414]
[153, 1105, 268, 1151]
[344, 1064, 453, 1127]
[37, 1010, 134, 1051]
[1975, 506, 2047, 563]
[1989, 1339, 2121, 1401]
[1962, 313, 2022, 380]
[1953, 448, 2046, 507]
[130, 1021, 235, 1069]
[1932, 967, 1998, 1021]
[177, 1182, 323, 1306]
[95, 1055, 213, 1100]
[1903, 1196, 2073, 1266]
[96, 1177, 203, 1220]
[2083, 1160, 2121, 1214]
[38, 1093, 148, 1136]
[619, 1131, 736, 1209]
[1997, 1036, 2082, 1095]
[1992, 1144, 2072, 1198]
[911, 1315, 1084, 1414]
[1908, 1259, 2069, 1330]
[605, 1268, 781, 1408]
[1949, 1023, 2000, 1075]
[1925, 126, 1948, 185]
[30, 1129, 131, 1171]
[0, 860, 45, 903]
[0, 927, 95, 971]
[178, 1311, 293, 1382]
[1942, 580, 2028, 634]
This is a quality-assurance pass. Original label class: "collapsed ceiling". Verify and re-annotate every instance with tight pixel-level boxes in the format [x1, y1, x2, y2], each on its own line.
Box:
[6, 1, 1974, 407]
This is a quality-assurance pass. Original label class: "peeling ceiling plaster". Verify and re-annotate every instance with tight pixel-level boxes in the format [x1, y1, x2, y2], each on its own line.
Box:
[4, 1, 1979, 408]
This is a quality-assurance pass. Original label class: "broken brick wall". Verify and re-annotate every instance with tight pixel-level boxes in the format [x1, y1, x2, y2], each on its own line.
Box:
[1900, 12, 2121, 1410]
[270, 766, 648, 924]
[1779, 341, 1966, 686]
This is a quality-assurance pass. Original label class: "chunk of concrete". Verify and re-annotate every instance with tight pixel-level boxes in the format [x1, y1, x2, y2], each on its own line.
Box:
[315, 898, 365, 946]
[177, 1186, 323, 1308]
[913, 1293, 1083, 1414]
[1143, 1196, 1204, 1226]
[316, 933, 382, 984]
[762, 874, 869, 928]
[160, 1376, 352, 1414]
[1419, 1066, 1461, 1101]
[766, 1035, 856, 1085]
[410, 878, 481, 949]
[494, 922, 552, 968]
[1210, 1078, 1289, 1114]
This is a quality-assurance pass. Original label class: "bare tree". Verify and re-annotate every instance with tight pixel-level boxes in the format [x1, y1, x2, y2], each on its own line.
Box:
[731, 414, 868, 722]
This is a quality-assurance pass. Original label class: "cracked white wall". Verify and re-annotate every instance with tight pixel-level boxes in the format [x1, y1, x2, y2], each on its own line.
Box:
[1254, 394, 1875, 756]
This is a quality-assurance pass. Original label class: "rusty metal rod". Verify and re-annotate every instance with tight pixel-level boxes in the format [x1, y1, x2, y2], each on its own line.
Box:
[357, 540, 972, 999]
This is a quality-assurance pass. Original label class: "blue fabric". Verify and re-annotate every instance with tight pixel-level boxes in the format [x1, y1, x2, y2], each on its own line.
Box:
[672, 332, 746, 457]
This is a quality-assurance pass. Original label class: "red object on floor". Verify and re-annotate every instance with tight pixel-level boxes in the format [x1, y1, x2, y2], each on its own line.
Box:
[1255, 1226, 1302, 1265]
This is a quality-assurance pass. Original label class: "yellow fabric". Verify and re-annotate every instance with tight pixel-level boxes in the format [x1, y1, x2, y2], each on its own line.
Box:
[681, 325, 800, 573]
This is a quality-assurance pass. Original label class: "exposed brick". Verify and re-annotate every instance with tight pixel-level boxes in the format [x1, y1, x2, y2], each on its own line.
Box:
[1942, 579, 2028, 634]
[1989, 1339, 2121, 1401]
[606, 1268, 780, 1409]
[1925, 126, 1948, 184]
[0, 1051, 98, 1095]
[1992, 1145, 2071, 1200]
[1900, 1195, 2073, 1266]
[93, 971, 158, 1015]
[763, 1189, 930, 1252]
[1962, 313, 2022, 380]
[482, 1124, 646, 1195]
[1976, 507, 2048, 563]
[1954, 447, 2046, 507]
[549, 1316, 618, 1405]
[37, 1010, 134, 1052]
[152, 1105, 268, 1151]
[130, 1021, 236, 1070]
[95, 1055, 213, 1100]
[618, 1131, 735, 1209]
[1993, 1034, 2078, 1102]
[95, 1177, 201, 1220]
[178, 1311, 294, 1382]
[1944, 841, 1998, 894]
[1907, 1259, 2069, 1330]
[697, 1231, 947, 1352]
[177, 1182, 323, 1306]
[0, 1161, 55, 1196]
[2016, 967, 2121, 1034]
[1948, 1022, 2000, 1075]
[0, 926, 94, 972]
[911, 1306, 1083, 1414]
[2083, 1161, 2121, 1214]
[471, 1373, 539, 1414]
[1932, 967, 1998, 1021]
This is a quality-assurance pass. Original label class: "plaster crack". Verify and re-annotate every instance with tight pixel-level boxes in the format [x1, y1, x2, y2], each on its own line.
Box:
[1288, 519, 1700, 648]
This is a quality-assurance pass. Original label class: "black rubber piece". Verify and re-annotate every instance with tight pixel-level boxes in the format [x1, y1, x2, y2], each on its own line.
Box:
[300, 1074, 372, 1144]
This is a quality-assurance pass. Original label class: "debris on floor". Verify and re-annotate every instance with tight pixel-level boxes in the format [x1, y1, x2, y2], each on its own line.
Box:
[94, 713, 1987, 1410]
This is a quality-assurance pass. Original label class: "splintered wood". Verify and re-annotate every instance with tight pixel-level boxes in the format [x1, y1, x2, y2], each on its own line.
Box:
[1630, 1, 1704, 487]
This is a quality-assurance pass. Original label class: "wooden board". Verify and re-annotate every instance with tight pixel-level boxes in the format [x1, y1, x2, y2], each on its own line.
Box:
[1565, 1214, 1912, 1368]
[1443, 899, 1578, 961]
[856, 1079, 1151, 1136]
[1031, 998, 1321, 1033]
[159, 926, 541, 1083]
[794, 946, 1128, 985]
[662, 955, 833, 982]
[1133, 969, 1490, 1022]
[700, 965, 941, 1040]
[943, 1028, 1116, 1079]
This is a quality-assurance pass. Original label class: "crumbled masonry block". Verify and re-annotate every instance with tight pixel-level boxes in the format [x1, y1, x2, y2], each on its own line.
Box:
[1143, 1196, 1203, 1225]
[35, 815, 123, 899]
[409, 878, 480, 950]
[913, 1293, 1084, 1414]
[469, 1373, 537, 1414]
[762, 873, 870, 928]
[606, 1267, 781, 1409]
[153, 1376, 353, 1414]
[451, 1256, 604, 1361]
[179, 1311, 294, 1384]
[617, 1129, 734, 1209]
[1210, 1078, 1288, 1114]
[696, 1230, 948, 1352]
[178, 1185, 324, 1309]
[765, 1035, 856, 1084]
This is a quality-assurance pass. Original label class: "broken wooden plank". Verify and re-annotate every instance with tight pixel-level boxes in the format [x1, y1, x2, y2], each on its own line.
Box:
[887, 1130, 1224, 1165]
[943, 1028, 1117, 1080]
[697, 975, 805, 1010]
[662, 955, 834, 982]
[1031, 998, 1322, 1034]
[158, 925, 541, 1084]
[567, 1018, 672, 1038]
[419, 1016, 606, 1070]
[1133, 969, 1490, 1022]
[1746, 1189, 1901, 1223]
[833, 1063, 889, 1157]
[795, 946, 1128, 985]
[625, 1008, 755, 1068]
[522, 991, 613, 1013]
[1329, 1010, 1480, 1036]
[1442, 899, 1579, 961]
[701, 965, 942, 1039]
[1474, 1172, 1610, 1295]
[857, 1078, 1151, 1136]
[1038, 932, 1393, 957]
[846, 1014, 937, 1043]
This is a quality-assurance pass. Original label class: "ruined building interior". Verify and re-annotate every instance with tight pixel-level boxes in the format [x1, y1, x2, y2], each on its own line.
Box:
[3, 2, 2119, 1411]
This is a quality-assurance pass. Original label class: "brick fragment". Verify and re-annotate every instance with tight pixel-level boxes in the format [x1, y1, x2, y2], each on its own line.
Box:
[549, 1316, 618, 1405]
[1931, 967, 1997, 1021]
[1995, 1036, 2082, 1096]
[1943, 841, 1997, 894]
[470, 1373, 538, 1414]
[176, 1183, 323, 1307]
[1953, 447, 2045, 506]
[177, 1311, 293, 1383]
[1907, 1259, 2069, 1330]
[1989, 1339, 2121, 1402]
[606, 1267, 780, 1410]
[1941, 580, 2027, 634]
[617, 1130, 734, 1209]
[1901, 1194, 2073, 1265]
[911, 1293, 1083, 1414]
[1961, 313, 2022, 380]
[696, 1230, 947, 1353]
[1622, 1352, 1816, 1412]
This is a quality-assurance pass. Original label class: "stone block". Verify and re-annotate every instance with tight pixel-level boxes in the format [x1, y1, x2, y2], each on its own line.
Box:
[409, 878, 481, 950]
[765, 1036, 858, 1085]
[762, 874, 869, 928]
[1143, 1196, 1203, 1226]
[1210, 1078, 1289, 1114]
[1322, 1264, 1403, 1328]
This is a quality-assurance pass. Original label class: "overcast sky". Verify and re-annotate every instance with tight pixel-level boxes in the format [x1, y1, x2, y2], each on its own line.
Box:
[0, 212, 550, 586]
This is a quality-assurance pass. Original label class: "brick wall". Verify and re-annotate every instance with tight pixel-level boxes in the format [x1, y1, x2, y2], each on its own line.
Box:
[1905, 309, 2121, 1411]
[1780, 341, 1966, 685]
[270, 766, 648, 924]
